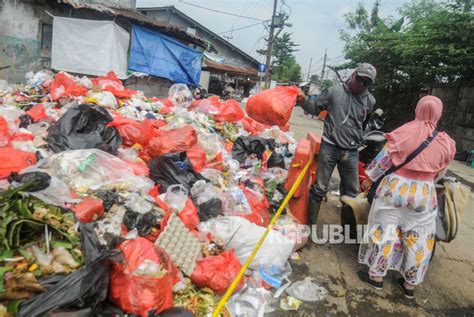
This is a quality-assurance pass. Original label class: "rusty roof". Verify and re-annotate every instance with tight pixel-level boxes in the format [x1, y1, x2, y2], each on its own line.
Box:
[58, 0, 217, 53]
[203, 59, 257, 76]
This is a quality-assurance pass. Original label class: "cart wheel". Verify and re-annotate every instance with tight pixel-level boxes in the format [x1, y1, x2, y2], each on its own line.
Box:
[341, 204, 357, 241]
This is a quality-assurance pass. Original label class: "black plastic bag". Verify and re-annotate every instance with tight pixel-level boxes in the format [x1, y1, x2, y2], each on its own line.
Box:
[232, 136, 285, 168]
[123, 210, 161, 237]
[18, 114, 34, 128]
[157, 307, 195, 316]
[80, 223, 105, 264]
[149, 153, 206, 193]
[95, 190, 120, 211]
[17, 251, 119, 317]
[47, 104, 121, 154]
[197, 198, 222, 222]
[8, 171, 51, 192]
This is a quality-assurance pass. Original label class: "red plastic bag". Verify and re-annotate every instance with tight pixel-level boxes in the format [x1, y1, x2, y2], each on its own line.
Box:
[0, 116, 11, 147]
[177, 198, 200, 231]
[25, 104, 48, 122]
[214, 99, 245, 123]
[240, 116, 270, 135]
[246, 86, 299, 129]
[146, 125, 197, 158]
[186, 144, 207, 173]
[109, 238, 179, 317]
[191, 250, 244, 295]
[50, 73, 88, 100]
[240, 186, 270, 227]
[91, 71, 137, 99]
[0, 147, 36, 179]
[108, 117, 158, 147]
[71, 197, 104, 222]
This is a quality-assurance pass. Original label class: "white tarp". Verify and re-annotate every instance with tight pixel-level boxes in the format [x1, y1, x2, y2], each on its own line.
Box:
[52, 17, 129, 79]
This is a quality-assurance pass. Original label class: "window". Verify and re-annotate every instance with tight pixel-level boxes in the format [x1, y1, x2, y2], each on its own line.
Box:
[41, 23, 52, 51]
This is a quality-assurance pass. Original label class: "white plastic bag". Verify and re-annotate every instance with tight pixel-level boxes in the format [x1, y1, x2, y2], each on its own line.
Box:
[167, 83, 193, 107]
[286, 277, 328, 302]
[47, 149, 153, 194]
[197, 216, 295, 269]
[163, 184, 188, 212]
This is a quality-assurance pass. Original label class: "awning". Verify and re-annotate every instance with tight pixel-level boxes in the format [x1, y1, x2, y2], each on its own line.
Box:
[203, 59, 257, 76]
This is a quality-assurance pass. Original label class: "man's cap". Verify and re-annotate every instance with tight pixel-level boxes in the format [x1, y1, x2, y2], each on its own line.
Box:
[356, 63, 377, 83]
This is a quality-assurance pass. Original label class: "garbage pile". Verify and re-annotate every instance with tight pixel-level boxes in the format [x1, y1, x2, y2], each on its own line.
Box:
[0, 70, 323, 316]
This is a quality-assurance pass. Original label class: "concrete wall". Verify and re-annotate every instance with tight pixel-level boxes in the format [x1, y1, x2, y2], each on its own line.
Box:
[432, 84, 474, 152]
[145, 9, 257, 68]
[124, 76, 173, 98]
[0, 0, 48, 83]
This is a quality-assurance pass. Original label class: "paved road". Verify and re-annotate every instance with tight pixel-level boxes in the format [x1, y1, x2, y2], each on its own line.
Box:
[272, 107, 474, 316]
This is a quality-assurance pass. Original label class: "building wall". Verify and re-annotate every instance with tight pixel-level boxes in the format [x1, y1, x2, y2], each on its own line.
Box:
[124, 76, 173, 98]
[0, 0, 48, 84]
[432, 84, 474, 152]
[145, 9, 257, 68]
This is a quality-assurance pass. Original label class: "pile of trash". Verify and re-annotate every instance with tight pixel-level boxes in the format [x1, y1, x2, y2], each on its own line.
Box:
[0, 70, 324, 316]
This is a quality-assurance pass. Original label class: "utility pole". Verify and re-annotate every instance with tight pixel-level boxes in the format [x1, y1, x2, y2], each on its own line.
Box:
[320, 48, 327, 83]
[264, 0, 278, 89]
[306, 57, 312, 81]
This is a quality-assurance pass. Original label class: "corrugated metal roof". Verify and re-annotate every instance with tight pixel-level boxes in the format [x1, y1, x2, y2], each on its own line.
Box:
[203, 58, 257, 76]
[58, 0, 217, 53]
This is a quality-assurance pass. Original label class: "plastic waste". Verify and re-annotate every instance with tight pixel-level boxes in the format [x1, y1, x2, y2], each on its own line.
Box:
[48, 149, 154, 194]
[232, 136, 285, 169]
[108, 238, 179, 316]
[8, 171, 51, 192]
[17, 251, 118, 317]
[149, 153, 206, 193]
[122, 210, 162, 238]
[258, 261, 292, 289]
[0, 147, 37, 179]
[71, 197, 105, 223]
[286, 277, 329, 302]
[191, 250, 244, 295]
[164, 184, 188, 212]
[227, 286, 276, 316]
[197, 216, 295, 269]
[246, 85, 299, 129]
[50, 72, 88, 100]
[213, 99, 245, 123]
[91, 71, 137, 99]
[47, 104, 121, 154]
[145, 125, 197, 158]
[167, 83, 193, 106]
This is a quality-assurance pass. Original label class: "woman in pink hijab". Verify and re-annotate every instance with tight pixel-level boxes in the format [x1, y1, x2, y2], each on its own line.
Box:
[358, 96, 455, 299]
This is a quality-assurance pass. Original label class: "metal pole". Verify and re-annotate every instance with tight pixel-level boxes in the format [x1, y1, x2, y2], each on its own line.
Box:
[320, 48, 327, 82]
[264, 0, 278, 89]
[307, 57, 312, 81]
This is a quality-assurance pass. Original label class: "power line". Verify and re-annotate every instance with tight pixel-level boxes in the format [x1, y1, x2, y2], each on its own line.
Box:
[219, 20, 269, 34]
[178, 0, 267, 21]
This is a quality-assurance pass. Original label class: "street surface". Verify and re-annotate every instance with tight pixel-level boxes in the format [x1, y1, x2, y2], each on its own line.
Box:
[270, 107, 474, 316]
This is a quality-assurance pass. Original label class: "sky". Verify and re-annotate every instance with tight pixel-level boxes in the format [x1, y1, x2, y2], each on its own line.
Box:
[136, 0, 409, 80]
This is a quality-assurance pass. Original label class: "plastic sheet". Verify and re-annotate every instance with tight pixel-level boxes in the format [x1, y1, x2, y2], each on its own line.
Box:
[47, 104, 121, 154]
[48, 149, 154, 194]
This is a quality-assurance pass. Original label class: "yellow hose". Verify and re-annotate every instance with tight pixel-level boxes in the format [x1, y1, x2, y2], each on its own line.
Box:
[212, 157, 313, 316]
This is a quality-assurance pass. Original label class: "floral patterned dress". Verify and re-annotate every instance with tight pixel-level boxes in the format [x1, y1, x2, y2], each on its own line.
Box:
[358, 146, 437, 285]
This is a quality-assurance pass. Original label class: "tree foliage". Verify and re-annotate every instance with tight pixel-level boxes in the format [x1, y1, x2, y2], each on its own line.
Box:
[257, 32, 302, 83]
[339, 0, 473, 129]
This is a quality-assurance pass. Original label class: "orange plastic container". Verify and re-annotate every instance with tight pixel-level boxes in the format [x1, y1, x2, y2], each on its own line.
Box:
[284, 133, 321, 224]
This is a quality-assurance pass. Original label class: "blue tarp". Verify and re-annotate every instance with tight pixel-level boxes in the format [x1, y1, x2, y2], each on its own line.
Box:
[129, 25, 202, 86]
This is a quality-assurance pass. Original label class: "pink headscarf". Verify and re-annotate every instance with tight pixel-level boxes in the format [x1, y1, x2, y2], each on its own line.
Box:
[385, 96, 456, 173]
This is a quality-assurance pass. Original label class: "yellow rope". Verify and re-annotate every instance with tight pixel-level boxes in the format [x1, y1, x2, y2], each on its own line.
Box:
[212, 157, 313, 316]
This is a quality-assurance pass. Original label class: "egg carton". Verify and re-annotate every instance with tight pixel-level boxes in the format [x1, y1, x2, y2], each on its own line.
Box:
[155, 213, 200, 276]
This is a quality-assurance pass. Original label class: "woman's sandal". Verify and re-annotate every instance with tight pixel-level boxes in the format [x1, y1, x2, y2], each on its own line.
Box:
[358, 270, 383, 290]
[397, 278, 415, 299]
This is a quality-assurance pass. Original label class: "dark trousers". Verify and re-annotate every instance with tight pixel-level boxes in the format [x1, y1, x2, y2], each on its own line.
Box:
[311, 141, 359, 202]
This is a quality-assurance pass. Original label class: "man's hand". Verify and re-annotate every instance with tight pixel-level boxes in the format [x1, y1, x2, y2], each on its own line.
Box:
[361, 178, 374, 192]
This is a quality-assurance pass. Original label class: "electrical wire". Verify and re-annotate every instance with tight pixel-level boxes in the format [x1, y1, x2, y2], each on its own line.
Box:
[178, 0, 267, 21]
[219, 20, 270, 34]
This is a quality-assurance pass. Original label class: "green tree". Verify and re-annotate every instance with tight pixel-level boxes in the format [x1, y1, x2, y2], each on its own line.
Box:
[257, 32, 302, 83]
[339, 0, 473, 129]
[321, 79, 333, 90]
